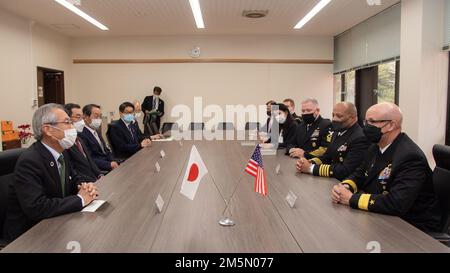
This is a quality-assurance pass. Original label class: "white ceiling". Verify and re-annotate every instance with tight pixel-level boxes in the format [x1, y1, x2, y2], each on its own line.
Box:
[0, 0, 400, 37]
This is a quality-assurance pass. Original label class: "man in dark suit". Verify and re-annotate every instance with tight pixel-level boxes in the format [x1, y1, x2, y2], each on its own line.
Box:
[3, 104, 98, 241]
[142, 86, 165, 135]
[331, 102, 441, 232]
[286, 98, 332, 159]
[64, 103, 103, 182]
[107, 102, 152, 160]
[260, 100, 276, 134]
[296, 102, 370, 181]
[79, 104, 119, 173]
[283, 98, 302, 124]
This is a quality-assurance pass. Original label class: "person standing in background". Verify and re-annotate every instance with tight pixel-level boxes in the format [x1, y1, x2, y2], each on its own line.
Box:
[142, 86, 165, 136]
[283, 98, 302, 124]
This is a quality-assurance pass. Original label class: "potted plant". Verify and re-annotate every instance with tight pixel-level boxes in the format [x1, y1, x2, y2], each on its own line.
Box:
[18, 124, 33, 147]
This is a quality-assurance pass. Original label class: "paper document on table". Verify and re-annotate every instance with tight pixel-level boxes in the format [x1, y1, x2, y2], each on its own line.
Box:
[153, 137, 173, 142]
[82, 200, 106, 212]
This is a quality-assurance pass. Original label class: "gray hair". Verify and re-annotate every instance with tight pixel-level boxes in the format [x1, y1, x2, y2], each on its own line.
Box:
[302, 98, 319, 107]
[32, 103, 64, 141]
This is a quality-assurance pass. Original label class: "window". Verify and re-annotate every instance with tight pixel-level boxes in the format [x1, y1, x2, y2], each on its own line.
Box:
[344, 71, 355, 103]
[377, 61, 396, 103]
[334, 71, 355, 103]
[333, 74, 342, 103]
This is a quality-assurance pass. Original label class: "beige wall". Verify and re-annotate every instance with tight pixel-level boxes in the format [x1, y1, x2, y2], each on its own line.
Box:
[399, 0, 449, 165]
[0, 9, 71, 150]
[69, 35, 334, 126]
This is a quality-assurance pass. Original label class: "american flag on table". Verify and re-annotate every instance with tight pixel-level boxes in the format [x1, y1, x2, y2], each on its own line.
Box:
[245, 145, 268, 196]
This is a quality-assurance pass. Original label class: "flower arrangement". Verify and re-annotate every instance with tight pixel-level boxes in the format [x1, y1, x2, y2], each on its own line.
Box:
[18, 124, 33, 144]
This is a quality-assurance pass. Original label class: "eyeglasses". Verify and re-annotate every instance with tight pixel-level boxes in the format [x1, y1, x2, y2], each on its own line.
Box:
[45, 120, 73, 126]
[363, 119, 391, 126]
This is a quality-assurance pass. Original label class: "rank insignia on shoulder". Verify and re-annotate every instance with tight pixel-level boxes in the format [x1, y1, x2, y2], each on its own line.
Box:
[337, 145, 347, 152]
[326, 132, 333, 142]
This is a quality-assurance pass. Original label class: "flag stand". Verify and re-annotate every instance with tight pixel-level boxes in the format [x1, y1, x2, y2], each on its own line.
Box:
[216, 170, 247, 227]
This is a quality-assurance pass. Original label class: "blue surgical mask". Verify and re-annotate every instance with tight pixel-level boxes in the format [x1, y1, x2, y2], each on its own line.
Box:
[123, 114, 135, 124]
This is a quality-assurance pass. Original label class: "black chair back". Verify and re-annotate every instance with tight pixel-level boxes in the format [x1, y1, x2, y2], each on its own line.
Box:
[161, 122, 179, 135]
[0, 148, 26, 241]
[105, 123, 117, 158]
[432, 144, 450, 232]
[217, 122, 234, 130]
[245, 122, 260, 130]
[189, 122, 205, 131]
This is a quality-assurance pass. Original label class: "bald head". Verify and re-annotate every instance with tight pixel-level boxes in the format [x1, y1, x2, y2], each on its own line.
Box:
[336, 102, 357, 117]
[366, 102, 403, 129]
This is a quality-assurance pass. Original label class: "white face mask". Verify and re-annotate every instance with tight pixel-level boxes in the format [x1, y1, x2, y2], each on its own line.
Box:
[90, 118, 102, 130]
[276, 114, 287, 124]
[73, 120, 85, 133]
[51, 127, 77, 150]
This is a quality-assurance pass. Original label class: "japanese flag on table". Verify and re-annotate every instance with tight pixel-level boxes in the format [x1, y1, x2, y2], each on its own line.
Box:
[180, 145, 208, 200]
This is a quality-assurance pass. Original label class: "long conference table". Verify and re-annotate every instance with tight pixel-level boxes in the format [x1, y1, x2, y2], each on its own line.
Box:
[2, 137, 449, 253]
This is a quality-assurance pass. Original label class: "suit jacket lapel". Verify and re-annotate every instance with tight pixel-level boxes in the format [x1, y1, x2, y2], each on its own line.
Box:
[79, 138, 94, 165]
[36, 141, 63, 195]
[120, 119, 134, 142]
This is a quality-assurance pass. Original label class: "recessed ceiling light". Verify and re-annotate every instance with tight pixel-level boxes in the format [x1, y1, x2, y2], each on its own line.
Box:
[294, 0, 331, 29]
[54, 0, 109, 31]
[189, 0, 205, 29]
[242, 10, 269, 19]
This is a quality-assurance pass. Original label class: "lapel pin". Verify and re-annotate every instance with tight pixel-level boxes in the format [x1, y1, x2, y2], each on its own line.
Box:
[50, 161, 55, 167]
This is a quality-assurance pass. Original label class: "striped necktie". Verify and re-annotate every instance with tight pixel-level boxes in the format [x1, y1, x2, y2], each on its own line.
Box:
[57, 155, 66, 197]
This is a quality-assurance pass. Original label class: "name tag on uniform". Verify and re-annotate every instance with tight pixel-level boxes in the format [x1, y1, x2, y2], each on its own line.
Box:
[311, 129, 320, 138]
[337, 145, 348, 152]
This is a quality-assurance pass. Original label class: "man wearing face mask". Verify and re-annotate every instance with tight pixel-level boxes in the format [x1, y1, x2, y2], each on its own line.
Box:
[3, 104, 98, 241]
[295, 102, 370, 181]
[286, 98, 332, 159]
[64, 103, 103, 182]
[107, 102, 152, 160]
[79, 104, 119, 173]
[331, 103, 441, 232]
[142, 86, 165, 136]
[283, 98, 302, 124]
